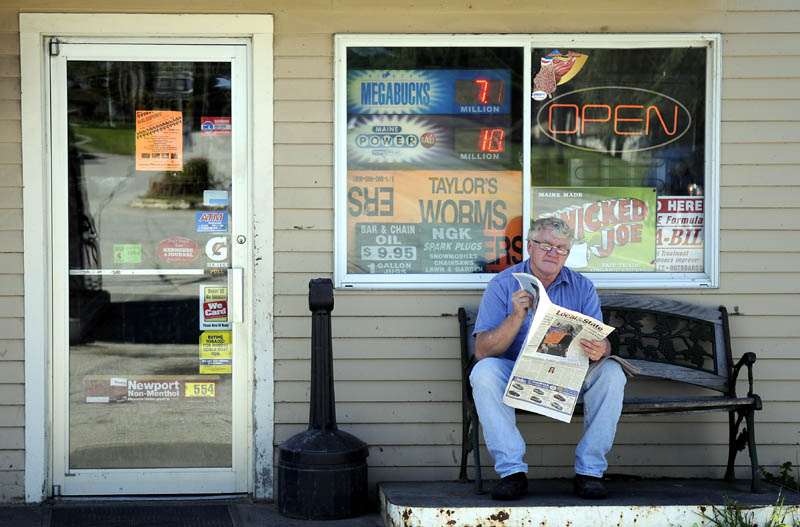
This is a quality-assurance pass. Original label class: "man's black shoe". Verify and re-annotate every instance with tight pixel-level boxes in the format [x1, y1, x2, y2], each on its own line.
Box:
[491, 472, 528, 501]
[573, 474, 607, 499]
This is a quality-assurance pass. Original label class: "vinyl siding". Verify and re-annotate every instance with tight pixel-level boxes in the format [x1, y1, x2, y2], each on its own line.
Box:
[269, 0, 800, 489]
[0, 0, 797, 503]
[0, 14, 23, 500]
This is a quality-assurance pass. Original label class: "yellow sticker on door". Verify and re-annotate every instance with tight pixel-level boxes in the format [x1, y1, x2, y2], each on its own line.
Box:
[200, 330, 232, 374]
[185, 382, 217, 397]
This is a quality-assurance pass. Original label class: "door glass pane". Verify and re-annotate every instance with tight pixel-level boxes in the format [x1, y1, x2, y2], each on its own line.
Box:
[67, 60, 234, 469]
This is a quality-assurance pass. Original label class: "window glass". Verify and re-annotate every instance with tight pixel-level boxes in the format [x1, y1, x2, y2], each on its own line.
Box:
[530, 46, 708, 275]
[342, 45, 525, 283]
[335, 35, 719, 289]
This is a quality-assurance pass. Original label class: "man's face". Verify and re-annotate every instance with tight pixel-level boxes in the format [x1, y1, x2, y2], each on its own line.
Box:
[527, 227, 571, 280]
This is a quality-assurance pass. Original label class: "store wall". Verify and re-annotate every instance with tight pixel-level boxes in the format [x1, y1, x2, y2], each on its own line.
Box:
[1, 0, 799, 502]
[0, 16, 24, 501]
[271, 0, 800, 488]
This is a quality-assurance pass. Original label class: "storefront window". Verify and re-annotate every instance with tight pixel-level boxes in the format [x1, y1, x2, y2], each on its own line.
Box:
[530, 39, 717, 287]
[335, 36, 527, 288]
[335, 35, 720, 289]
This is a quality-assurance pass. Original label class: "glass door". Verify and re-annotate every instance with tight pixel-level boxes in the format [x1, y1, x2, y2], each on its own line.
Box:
[50, 42, 249, 495]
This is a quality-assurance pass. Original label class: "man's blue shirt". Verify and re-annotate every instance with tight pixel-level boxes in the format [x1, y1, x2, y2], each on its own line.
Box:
[474, 259, 602, 361]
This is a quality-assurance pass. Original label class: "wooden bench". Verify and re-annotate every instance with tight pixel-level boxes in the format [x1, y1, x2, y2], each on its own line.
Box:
[458, 292, 762, 494]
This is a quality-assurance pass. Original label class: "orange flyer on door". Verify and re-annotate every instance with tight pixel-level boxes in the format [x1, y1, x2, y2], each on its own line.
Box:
[135, 110, 183, 171]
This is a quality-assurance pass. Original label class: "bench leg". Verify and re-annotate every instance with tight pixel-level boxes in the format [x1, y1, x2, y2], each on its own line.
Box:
[724, 408, 761, 493]
[724, 410, 739, 482]
[470, 413, 484, 494]
[459, 405, 470, 482]
[746, 409, 761, 493]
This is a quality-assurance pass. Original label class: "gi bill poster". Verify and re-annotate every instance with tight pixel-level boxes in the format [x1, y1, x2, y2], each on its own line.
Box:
[656, 196, 704, 272]
[347, 170, 523, 274]
[532, 186, 657, 272]
[199, 331, 232, 374]
[135, 110, 183, 171]
[199, 284, 231, 330]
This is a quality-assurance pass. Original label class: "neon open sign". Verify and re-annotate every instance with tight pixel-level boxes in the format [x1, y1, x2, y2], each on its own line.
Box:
[536, 86, 692, 153]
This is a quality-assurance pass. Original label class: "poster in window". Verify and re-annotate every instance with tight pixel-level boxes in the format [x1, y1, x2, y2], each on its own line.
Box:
[199, 284, 231, 330]
[347, 69, 511, 115]
[346, 65, 523, 276]
[348, 170, 522, 274]
[135, 110, 183, 171]
[199, 331, 232, 374]
[532, 187, 657, 272]
[656, 196, 704, 272]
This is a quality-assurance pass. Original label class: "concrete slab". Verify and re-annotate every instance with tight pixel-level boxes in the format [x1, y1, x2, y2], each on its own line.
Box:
[379, 479, 800, 527]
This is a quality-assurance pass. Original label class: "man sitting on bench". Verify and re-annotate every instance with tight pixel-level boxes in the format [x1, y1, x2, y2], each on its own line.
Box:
[470, 217, 626, 501]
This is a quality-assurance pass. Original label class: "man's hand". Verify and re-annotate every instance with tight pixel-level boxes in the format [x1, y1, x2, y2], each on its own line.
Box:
[580, 338, 610, 362]
[510, 289, 534, 318]
[475, 290, 534, 361]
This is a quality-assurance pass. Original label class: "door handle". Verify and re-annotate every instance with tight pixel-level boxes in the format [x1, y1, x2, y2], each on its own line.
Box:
[228, 267, 243, 323]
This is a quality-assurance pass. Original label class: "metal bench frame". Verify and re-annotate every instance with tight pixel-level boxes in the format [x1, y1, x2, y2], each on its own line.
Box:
[458, 292, 762, 494]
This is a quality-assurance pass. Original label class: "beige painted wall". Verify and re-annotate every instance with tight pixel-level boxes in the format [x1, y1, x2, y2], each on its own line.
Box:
[0, 17, 24, 502]
[2, 0, 799, 502]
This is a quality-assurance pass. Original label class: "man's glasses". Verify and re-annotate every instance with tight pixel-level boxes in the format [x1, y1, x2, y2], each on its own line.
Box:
[532, 239, 570, 255]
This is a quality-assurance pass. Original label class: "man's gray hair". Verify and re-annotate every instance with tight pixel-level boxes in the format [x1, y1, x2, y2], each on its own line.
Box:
[527, 217, 575, 247]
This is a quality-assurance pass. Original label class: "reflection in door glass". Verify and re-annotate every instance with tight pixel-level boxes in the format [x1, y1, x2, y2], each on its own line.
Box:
[67, 61, 234, 469]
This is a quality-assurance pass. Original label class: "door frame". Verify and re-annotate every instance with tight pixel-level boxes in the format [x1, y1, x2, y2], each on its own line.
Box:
[19, 13, 275, 502]
[51, 41, 249, 496]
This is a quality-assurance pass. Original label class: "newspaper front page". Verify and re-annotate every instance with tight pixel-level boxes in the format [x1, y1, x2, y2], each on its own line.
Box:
[502, 273, 616, 423]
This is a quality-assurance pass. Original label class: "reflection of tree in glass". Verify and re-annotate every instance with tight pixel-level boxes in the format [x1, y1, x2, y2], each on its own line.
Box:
[67, 61, 232, 149]
[146, 158, 215, 202]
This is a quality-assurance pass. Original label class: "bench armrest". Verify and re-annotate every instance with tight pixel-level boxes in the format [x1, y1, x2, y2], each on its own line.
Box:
[731, 352, 757, 397]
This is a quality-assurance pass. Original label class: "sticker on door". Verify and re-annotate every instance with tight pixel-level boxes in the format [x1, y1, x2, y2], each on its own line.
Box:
[200, 284, 231, 330]
[199, 331, 232, 374]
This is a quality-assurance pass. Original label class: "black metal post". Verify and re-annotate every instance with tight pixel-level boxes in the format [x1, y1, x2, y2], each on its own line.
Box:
[277, 279, 369, 520]
[308, 278, 336, 430]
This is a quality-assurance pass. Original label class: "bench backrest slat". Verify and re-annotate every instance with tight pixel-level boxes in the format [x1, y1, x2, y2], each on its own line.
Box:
[625, 359, 728, 391]
[598, 292, 722, 322]
[460, 293, 732, 395]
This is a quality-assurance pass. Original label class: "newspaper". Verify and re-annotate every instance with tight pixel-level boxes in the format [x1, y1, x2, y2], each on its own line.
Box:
[502, 273, 617, 423]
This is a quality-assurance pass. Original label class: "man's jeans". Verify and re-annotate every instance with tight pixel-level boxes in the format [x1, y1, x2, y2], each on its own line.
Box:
[470, 357, 626, 478]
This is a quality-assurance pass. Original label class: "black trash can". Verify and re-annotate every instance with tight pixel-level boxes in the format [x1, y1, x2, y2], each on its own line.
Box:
[278, 429, 368, 519]
[277, 278, 369, 520]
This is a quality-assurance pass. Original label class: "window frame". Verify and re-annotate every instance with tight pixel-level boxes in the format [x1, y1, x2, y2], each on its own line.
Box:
[334, 33, 721, 290]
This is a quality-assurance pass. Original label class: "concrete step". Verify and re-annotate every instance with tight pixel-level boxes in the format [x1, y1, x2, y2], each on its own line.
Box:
[379, 479, 800, 527]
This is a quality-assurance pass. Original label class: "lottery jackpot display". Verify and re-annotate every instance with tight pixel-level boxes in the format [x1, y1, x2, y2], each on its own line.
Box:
[346, 53, 524, 276]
